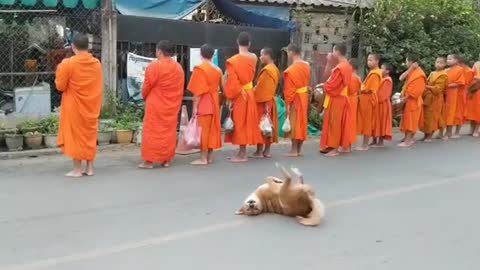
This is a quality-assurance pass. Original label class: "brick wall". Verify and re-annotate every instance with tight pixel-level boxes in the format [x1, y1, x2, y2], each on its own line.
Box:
[292, 9, 354, 86]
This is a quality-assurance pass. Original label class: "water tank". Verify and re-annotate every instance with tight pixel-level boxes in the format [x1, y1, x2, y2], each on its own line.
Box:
[14, 82, 51, 114]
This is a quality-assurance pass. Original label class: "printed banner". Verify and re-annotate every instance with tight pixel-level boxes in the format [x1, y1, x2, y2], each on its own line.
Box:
[189, 48, 219, 71]
[126, 53, 176, 101]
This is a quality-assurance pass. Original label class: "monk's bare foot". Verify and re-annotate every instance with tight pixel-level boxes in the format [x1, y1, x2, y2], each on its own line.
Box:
[354, 145, 369, 151]
[191, 159, 208, 166]
[442, 136, 449, 141]
[263, 152, 272, 158]
[371, 144, 385, 148]
[250, 152, 264, 159]
[324, 149, 339, 157]
[473, 132, 480, 138]
[424, 139, 433, 143]
[285, 151, 299, 157]
[65, 171, 82, 178]
[338, 147, 351, 153]
[138, 162, 154, 169]
[162, 162, 171, 168]
[434, 135, 443, 140]
[398, 141, 414, 148]
[82, 171, 95, 177]
[207, 159, 214, 164]
[452, 134, 461, 139]
[229, 156, 248, 163]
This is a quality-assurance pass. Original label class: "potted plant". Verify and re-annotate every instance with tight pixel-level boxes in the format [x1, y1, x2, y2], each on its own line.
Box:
[5, 129, 24, 152]
[99, 89, 118, 130]
[98, 125, 113, 145]
[41, 115, 59, 148]
[17, 119, 42, 134]
[114, 118, 134, 144]
[24, 131, 43, 149]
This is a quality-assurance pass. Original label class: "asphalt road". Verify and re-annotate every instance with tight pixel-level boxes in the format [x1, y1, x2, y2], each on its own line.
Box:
[1, 135, 480, 270]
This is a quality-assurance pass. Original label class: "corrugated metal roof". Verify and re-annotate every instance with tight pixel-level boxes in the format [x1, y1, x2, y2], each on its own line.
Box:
[237, 0, 375, 8]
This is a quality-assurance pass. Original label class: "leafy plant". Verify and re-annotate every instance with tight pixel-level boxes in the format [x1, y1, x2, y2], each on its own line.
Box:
[356, 0, 480, 78]
[40, 115, 59, 135]
[17, 119, 43, 134]
[100, 89, 119, 119]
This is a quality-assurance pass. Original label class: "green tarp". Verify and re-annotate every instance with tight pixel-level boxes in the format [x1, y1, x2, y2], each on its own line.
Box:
[0, 0, 99, 9]
[275, 96, 320, 138]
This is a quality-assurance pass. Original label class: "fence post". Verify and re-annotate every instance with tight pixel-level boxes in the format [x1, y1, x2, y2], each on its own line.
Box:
[101, 0, 117, 99]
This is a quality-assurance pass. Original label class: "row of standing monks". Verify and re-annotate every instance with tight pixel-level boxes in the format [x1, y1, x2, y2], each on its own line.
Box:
[140, 35, 480, 167]
[55, 33, 480, 176]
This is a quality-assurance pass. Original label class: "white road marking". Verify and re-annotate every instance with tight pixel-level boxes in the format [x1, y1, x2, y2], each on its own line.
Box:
[2, 172, 479, 270]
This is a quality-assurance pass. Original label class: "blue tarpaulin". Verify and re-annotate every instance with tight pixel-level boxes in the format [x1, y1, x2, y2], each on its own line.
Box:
[116, 0, 204, 20]
[211, 0, 296, 31]
[239, 4, 290, 21]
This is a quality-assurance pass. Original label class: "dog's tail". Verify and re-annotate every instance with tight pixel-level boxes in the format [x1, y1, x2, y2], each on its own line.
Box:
[296, 195, 326, 227]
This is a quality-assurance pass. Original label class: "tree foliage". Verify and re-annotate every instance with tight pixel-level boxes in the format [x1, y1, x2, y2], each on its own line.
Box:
[356, 0, 480, 74]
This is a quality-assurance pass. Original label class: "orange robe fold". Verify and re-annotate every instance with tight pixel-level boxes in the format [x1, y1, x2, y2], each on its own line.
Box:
[320, 61, 353, 150]
[400, 67, 426, 133]
[446, 66, 465, 126]
[187, 62, 222, 151]
[357, 68, 382, 136]
[56, 52, 103, 160]
[254, 63, 280, 144]
[348, 74, 361, 144]
[283, 61, 310, 141]
[420, 71, 448, 133]
[142, 58, 185, 163]
[454, 67, 473, 125]
[375, 77, 393, 140]
[224, 54, 262, 145]
[465, 68, 480, 122]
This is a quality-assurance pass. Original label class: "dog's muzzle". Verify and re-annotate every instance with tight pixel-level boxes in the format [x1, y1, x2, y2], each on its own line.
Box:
[247, 200, 256, 209]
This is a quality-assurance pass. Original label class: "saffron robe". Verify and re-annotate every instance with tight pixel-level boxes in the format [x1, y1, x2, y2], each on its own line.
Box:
[357, 68, 382, 136]
[284, 61, 310, 141]
[421, 71, 448, 133]
[255, 63, 280, 144]
[56, 52, 103, 160]
[188, 62, 222, 150]
[375, 77, 393, 140]
[224, 54, 263, 145]
[348, 74, 361, 144]
[400, 67, 427, 133]
[465, 68, 480, 122]
[142, 58, 185, 163]
[320, 60, 353, 150]
[446, 66, 465, 126]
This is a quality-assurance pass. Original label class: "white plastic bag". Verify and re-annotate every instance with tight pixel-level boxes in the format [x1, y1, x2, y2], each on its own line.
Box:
[282, 117, 291, 133]
[260, 114, 273, 137]
[223, 107, 234, 134]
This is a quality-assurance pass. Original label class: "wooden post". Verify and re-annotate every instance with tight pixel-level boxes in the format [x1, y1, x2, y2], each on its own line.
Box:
[101, 0, 117, 98]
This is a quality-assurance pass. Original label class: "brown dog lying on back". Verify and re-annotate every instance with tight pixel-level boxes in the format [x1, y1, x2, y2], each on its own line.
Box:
[235, 165, 325, 226]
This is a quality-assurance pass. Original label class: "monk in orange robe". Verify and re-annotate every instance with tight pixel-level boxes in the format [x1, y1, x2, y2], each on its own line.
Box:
[356, 54, 382, 151]
[445, 54, 465, 139]
[372, 63, 393, 147]
[252, 47, 280, 158]
[420, 57, 448, 141]
[398, 54, 427, 147]
[283, 44, 310, 157]
[56, 34, 102, 177]
[187, 44, 222, 165]
[224, 32, 262, 162]
[140, 41, 185, 169]
[347, 58, 361, 147]
[319, 44, 353, 157]
[465, 62, 480, 136]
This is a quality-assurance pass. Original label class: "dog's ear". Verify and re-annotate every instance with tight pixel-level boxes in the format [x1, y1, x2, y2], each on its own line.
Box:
[235, 207, 245, 215]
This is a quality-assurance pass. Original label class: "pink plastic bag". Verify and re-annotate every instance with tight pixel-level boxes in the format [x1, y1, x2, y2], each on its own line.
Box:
[184, 116, 202, 149]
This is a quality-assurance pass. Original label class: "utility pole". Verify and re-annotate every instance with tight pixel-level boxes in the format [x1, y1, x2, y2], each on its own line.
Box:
[101, 0, 117, 99]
